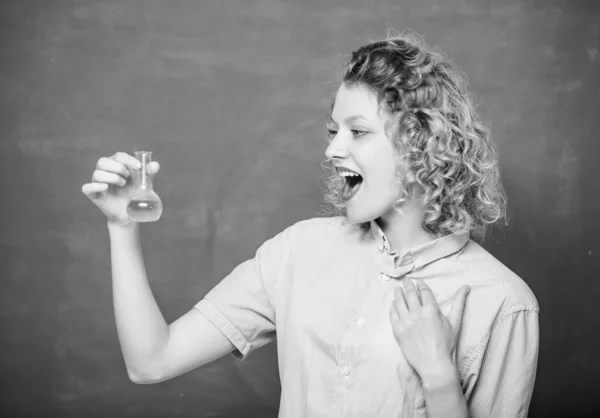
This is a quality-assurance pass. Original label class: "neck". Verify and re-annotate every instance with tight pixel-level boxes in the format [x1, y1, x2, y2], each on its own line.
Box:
[376, 200, 438, 259]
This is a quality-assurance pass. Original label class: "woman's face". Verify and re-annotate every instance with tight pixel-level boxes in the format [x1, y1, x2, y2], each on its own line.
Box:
[326, 82, 407, 224]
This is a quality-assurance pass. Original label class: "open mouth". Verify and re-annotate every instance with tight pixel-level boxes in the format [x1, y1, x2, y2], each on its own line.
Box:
[338, 169, 363, 202]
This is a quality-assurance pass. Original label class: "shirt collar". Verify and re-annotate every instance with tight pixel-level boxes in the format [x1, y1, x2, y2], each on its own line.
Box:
[369, 220, 469, 278]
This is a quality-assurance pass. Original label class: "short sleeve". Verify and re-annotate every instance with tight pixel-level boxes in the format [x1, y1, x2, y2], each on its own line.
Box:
[194, 225, 294, 361]
[462, 309, 540, 418]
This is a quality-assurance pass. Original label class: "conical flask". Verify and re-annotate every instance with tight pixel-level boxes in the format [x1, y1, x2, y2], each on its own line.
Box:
[126, 151, 163, 222]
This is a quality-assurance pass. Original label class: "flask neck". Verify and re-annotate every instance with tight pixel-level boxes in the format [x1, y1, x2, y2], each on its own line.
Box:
[138, 174, 153, 190]
[133, 150, 154, 191]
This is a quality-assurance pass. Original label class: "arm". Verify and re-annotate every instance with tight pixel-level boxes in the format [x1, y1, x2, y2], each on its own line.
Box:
[110, 215, 289, 382]
[463, 309, 539, 417]
[109, 222, 235, 383]
[83, 153, 236, 384]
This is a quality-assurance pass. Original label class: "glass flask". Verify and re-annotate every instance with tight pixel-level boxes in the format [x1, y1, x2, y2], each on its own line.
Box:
[126, 150, 163, 223]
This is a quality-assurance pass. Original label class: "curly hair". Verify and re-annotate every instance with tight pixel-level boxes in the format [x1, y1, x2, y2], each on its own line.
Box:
[321, 31, 507, 241]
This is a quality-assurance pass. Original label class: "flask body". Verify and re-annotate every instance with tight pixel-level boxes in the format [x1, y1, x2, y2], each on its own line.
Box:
[127, 191, 162, 222]
[126, 151, 163, 223]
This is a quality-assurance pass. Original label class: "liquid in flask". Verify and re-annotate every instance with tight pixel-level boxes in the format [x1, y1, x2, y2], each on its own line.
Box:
[127, 150, 163, 223]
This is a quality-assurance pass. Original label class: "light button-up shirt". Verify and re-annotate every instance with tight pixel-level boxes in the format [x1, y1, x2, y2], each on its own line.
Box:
[195, 216, 539, 417]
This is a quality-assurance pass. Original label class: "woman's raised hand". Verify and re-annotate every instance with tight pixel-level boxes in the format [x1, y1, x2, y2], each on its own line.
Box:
[390, 278, 470, 387]
[81, 152, 160, 225]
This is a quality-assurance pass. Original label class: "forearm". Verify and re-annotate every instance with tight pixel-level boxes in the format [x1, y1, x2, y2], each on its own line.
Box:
[420, 360, 469, 418]
[108, 221, 169, 381]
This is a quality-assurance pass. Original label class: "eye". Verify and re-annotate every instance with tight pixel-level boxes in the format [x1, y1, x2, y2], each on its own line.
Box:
[325, 127, 338, 141]
[351, 129, 367, 138]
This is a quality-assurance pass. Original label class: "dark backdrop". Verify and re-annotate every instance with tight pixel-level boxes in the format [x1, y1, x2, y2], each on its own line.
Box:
[1, 0, 598, 417]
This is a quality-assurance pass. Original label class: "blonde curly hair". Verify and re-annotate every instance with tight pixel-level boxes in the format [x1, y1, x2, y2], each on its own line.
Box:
[321, 32, 507, 241]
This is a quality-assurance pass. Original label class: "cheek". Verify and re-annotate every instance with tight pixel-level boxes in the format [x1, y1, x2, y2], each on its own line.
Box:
[384, 156, 402, 184]
[385, 162, 407, 199]
[367, 164, 399, 196]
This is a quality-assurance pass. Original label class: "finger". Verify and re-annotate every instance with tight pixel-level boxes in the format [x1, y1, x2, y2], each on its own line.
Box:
[81, 182, 108, 198]
[402, 278, 421, 310]
[112, 151, 142, 171]
[91, 169, 127, 186]
[417, 280, 439, 308]
[97, 156, 132, 178]
[394, 287, 409, 317]
[448, 285, 471, 330]
[147, 161, 160, 175]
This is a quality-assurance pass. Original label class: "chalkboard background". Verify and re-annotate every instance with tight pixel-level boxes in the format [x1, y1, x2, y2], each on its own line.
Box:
[1, 0, 598, 416]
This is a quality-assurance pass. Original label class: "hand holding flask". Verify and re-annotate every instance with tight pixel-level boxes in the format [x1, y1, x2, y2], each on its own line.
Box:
[126, 151, 163, 223]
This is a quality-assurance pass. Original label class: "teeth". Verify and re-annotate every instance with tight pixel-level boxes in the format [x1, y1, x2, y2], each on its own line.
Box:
[340, 172, 360, 177]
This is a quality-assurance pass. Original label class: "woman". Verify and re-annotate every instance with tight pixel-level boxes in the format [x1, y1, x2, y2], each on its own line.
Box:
[82, 32, 539, 417]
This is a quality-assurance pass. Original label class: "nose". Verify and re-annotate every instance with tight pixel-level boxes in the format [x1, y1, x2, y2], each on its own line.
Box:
[325, 131, 350, 160]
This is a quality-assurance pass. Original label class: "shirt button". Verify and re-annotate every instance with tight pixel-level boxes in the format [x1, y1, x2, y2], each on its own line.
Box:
[341, 366, 351, 376]
[355, 317, 366, 328]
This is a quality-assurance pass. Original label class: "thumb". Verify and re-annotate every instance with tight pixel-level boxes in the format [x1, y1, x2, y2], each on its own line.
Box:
[147, 161, 160, 175]
[448, 285, 470, 331]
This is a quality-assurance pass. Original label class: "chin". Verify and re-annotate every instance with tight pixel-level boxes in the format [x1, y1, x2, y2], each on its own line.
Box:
[344, 198, 398, 226]
[344, 205, 378, 225]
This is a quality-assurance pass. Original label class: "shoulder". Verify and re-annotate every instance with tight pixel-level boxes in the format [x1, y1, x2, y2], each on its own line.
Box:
[281, 215, 363, 241]
[288, 215, 348, 230]
[459, 240, 539, 318]
[265, 216, 369, 260]
[452, 241, 539, 374]
[257, 216, 361, 262]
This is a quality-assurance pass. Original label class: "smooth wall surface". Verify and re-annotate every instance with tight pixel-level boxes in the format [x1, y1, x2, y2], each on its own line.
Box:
[1, 0, 598, 416]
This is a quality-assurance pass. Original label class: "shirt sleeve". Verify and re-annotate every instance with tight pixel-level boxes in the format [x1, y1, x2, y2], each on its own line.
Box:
[462, 308, 539, 418]
[193, 224, 294, 361]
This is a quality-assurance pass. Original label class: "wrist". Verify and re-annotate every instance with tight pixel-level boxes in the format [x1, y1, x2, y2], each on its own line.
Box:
[107, 218, 137, 231]
[418, 357, 459, 392]
[420, 359, 468, 418]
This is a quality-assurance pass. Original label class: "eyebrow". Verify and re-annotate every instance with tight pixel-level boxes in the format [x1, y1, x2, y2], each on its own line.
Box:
[328, 115, 370, 125]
